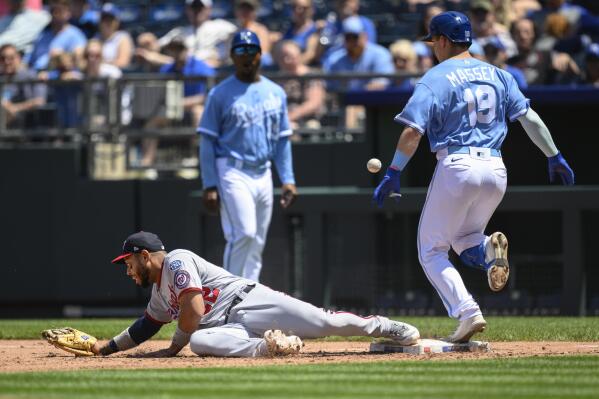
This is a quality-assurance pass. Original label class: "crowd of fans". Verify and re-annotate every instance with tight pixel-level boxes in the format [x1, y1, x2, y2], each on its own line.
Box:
[1, 0, 599, 141]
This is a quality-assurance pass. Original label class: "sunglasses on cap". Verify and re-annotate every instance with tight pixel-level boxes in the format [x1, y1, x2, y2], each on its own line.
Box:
[232, 46, 260, 56]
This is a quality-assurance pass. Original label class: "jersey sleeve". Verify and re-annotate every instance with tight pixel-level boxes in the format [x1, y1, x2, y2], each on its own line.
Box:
[145, 286, 173, 325]
[505, 73, 530, 122]
[197, 88, 220, 137]
[394, 83, 437, 134]
[164, 253, 203, 301]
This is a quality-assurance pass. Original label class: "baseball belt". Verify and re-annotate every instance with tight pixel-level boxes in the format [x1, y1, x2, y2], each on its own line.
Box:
[224, 284, 256, 324]
[447, 146, 502, 157]
[225, 157, 270, 174]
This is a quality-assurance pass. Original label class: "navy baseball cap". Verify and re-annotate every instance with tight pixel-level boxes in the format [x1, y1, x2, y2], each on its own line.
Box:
[111, 231, 166, 264]
[231, 29, 261, 50]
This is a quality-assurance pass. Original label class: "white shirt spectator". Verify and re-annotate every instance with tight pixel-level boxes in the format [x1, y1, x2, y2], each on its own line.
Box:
[0, 8, 50, 52]
[158, 19, 237, 67]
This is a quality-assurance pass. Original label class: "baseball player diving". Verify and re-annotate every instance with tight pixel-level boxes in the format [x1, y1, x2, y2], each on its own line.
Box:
[373, 12, 574, 343]
[42, 231, 420, 358]
[198, 29, 297, 282]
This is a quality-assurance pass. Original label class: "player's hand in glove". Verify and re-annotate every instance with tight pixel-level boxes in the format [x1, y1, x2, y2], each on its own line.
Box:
[280, 183, 298, 209]
[203, 187, 220, 215]
[41, 327, 98, 357]
[373, 167, 401, 207]
[548, 152, 574, 185]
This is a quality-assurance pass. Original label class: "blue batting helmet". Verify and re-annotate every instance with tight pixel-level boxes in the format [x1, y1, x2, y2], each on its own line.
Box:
[422, 11, 472, 44]
[231, 29, 261, 50]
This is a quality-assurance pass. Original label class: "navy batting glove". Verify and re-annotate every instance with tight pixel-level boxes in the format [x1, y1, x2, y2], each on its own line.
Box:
[548, 152, 575, 185]
[373, 167, 401, 208]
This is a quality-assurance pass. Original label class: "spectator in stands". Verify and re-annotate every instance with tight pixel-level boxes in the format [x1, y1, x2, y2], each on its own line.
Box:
[41, 52, 83, 128]
[0, 43, 46, 128]
[154, 0, 237, 68]
[512, 0, 541, 20]
[413, 3, 444, 73]
[529, 0, 599, 37]
[0, 0, 42, 17]
[483, 37, 528, 89]
[70, 0, 98, 39]
[234, 0, 276, 68]
[0, 0, 50, 53]
[492, 0, 516, 29]
[81, 39, 122, 127]
[141, 37, 214, 167]
[131, 32, 162, 73]
[282, 0, 319, 65]
[273, 40, 325, 133]
[535, 13, 581, 84]
[584, 43, 599, 86]
[316, 0, 377, 65]
[28, 0, 87, 71]
[469, 0, 518, 58]
[323, 16, 394, 91]
[508, 17, 549, 84]
[389, 39, 419, 89]
[97, 3, 133, 69]
[82, 38, 121, 79]
[323, 16, 393, 129]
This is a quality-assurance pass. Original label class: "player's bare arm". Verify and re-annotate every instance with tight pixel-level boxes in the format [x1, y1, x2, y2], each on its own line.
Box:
[203, 188, 219, 214]
[280, 183, 297, 209]
[396, 126, 423, 158]
[143, 291, 205, 358]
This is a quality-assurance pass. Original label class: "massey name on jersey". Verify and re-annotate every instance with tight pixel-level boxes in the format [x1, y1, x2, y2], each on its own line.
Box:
[446, 66, 497, 87]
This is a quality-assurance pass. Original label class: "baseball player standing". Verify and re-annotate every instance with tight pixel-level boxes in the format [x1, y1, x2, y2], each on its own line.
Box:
[198, 29, 297, 282]
[373, 12, 574, 343]
[91, 231, 419, 358]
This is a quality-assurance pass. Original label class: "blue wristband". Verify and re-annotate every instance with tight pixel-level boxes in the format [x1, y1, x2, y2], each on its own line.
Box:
[390, 150, 411, 171]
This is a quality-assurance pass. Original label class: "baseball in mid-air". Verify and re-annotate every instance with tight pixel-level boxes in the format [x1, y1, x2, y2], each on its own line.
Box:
[367, 158, 382, 173]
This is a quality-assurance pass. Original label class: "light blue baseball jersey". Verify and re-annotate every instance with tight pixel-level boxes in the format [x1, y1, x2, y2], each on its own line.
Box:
[198, 75, 293, 186]
[395, 57, 530, 152]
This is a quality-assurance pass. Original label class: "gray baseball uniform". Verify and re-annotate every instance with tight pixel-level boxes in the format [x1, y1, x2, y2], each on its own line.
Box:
[145, 249, 400, 357]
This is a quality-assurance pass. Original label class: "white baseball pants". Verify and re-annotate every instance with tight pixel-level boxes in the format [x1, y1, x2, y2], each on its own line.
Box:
[189, 284, 392, 357]
[418, 149, 507, 321]
[216, 158, 273, 282]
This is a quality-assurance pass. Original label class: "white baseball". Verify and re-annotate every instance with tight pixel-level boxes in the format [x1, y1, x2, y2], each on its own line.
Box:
[367, 158, 382, 173]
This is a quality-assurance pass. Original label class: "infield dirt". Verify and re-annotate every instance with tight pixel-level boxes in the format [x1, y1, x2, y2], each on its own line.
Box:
[1, 340, 598, 373]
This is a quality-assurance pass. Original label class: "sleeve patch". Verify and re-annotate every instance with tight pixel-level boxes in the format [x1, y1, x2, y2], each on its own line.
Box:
[174, 270, 191, 289]
[169, 259, 183, 271]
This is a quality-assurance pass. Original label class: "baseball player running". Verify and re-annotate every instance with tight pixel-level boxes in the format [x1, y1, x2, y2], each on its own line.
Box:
[85, 231, 420, 358]
[198, 29, 297, 282]
[373, 12, 574, 343]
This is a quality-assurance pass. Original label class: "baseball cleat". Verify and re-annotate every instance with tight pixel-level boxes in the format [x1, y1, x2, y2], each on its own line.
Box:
[446, 315, 487, 343]
[487, 232, 509, 292]
[387, 320, 420, 345]
[264, 329, 304, 356]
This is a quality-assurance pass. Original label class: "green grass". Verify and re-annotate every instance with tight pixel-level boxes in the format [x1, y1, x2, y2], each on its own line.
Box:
[1, 356, 598, 398]
[1, 317, 599, 341]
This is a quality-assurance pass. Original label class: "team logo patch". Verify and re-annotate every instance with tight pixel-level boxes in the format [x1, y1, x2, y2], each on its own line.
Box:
[169, 260, 183, 271]
[174, 270, 190, 289]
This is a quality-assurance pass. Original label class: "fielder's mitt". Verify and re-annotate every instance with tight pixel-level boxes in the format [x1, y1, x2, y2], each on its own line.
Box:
[41, 327, 97, 357]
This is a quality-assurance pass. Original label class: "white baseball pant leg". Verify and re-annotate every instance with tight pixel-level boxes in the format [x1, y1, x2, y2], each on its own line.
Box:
[189, 323, 269, 357]
[189, 284, 393, 357]
[417, 152, 507, 321]
[217, 158, 273, 281]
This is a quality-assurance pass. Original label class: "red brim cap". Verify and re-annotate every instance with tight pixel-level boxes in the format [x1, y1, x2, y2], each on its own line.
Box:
[111, 253, 132, 264]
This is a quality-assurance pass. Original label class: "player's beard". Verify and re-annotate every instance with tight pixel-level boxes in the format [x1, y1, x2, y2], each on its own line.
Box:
[139, 265, 151, 288]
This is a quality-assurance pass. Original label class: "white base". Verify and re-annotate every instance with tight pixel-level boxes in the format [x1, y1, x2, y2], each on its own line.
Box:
[369, 338, 490, 354]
